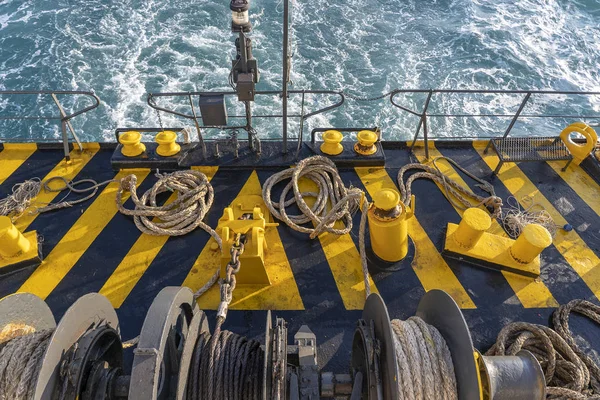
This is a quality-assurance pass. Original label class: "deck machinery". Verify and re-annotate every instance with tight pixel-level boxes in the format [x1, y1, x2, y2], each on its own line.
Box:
[1, 0, 600, 399]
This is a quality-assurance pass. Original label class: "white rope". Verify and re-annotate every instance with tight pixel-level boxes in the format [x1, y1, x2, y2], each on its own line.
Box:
[392, 317, 458, 400]
[501, 195, 558, 239]
[0, 179, 41, 217]
[262, 156, 372, 296]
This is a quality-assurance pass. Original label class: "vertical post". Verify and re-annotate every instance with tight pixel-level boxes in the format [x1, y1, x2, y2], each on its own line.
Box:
[410, 90, 433, 159]
[282, 0, 289, 153]
[484, 92, 531, 154]
[52, 93, 82, 152]
[188, 94, 206, 158]
[61, 120, 70, 161]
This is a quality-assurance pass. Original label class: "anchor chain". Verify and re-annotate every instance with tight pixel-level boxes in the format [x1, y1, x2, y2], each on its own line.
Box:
[216, 231, 247, 325]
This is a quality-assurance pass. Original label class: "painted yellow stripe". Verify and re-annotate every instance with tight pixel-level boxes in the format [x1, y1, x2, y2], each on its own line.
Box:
[475, 143, 600, 300]
[183, 171, 304, 310]
[15, 144, 100, 232]
[355, 166, 476, 309]
[417, 146, 557, 308]
[296, 176, 378, 310]
[100, 166, 218, 308]
[18, 169, 150, 300]
[0, 143, 37, 186]
[547, 161, 600, 218]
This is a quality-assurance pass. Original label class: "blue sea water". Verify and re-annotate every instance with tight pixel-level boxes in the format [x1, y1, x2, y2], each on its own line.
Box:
[0, 0, 599, 142]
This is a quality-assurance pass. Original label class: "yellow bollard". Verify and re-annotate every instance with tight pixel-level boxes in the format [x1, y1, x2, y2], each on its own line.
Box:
[320, 130, 344, 156]
[354, 130, 378, 155]
[368, 189, 414, 262]
[119, 131, 146, 157]
[510, 224, 552, 264]
[453, 208, 492, 249]
[155, 130, 181, 157]
[0, 216, 31, 258]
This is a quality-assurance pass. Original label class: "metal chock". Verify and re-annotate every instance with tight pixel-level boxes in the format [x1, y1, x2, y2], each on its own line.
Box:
[217, 195, 279, 285]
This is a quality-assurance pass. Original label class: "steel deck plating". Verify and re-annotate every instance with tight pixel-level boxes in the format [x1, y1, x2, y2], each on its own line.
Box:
[0, 140, 599, 373]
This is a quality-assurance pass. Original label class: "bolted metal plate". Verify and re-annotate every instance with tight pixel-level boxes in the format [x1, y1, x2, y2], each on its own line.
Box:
[35, 293, 119, 400]
[416, 289, 479, 400]
[175, 309, 208, 400]
[362, 293, 399, 400]
[0, 293, 56, 337]
[129, 286, 196, 400]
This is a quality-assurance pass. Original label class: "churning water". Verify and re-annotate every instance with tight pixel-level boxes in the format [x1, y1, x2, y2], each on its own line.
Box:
[1, 0, 599, 142]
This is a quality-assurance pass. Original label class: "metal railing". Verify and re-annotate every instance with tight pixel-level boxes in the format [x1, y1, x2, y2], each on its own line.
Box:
[389, 89, 600, 159]
[147, 90, 345, 155]
[0, 90, 101, 160]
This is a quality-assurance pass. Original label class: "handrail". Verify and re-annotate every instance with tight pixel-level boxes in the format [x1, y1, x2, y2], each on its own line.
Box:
[389, 89, 600, 157]
[0, 90, 101, 160]
[147, 89, 344, 153]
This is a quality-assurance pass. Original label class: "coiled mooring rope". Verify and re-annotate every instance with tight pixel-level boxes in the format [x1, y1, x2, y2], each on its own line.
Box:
[262, 156, 372, 295]
[487, 299, 600, 399]
[187, 326, 263, 400]
[392, 317, 458, 400]
[397, 157, 503, 218]
[0, 329, 53, 400]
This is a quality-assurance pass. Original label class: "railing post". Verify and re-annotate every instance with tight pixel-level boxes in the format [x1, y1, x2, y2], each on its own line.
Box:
[410, 90, 433, 159]
[51, 93, 82, 153]
[60, 120, 70, 161]
[282, 0, 289, 153]
[484, 92, 531, 154]
[188, 94, 207, 158]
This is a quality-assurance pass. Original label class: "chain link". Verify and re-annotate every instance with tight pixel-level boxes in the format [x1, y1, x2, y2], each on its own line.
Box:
[216, 232, 246, 321]
[155, 107, 165, 133]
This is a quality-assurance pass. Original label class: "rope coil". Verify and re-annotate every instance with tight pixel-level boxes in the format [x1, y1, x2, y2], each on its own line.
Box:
[262, 156, 372, 295]
[0, 329, 53, 400]
[488, 299, 600, 399]
[392, 317, 458, 400]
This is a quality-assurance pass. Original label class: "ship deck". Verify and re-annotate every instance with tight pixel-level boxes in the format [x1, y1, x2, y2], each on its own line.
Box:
[1, 140, 599, 373]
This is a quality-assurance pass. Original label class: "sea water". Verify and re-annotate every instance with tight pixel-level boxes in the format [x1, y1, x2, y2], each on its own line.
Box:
[0, 0, 599, 142]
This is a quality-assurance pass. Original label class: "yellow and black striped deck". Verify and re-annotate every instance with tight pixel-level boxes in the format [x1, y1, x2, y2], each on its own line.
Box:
[1, 140, 599, 372]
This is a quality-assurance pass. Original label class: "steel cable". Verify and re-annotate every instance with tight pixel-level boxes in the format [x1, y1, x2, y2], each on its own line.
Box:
[188, 324, 263, 400]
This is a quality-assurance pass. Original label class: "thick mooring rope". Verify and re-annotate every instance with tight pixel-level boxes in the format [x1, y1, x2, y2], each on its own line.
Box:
[188, 326, 263, 400]
[0, 330, 53, 400]
[392, 316, 458, 400]
[487, 299, 600, 399]
[397, 157, 503, 218]
[262, 156, 372, 295]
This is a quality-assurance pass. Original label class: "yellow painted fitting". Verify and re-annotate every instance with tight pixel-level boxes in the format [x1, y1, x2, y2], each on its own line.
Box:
[453, 208, 492, 250]
[510, 224, 552, 264]
[368, 190, 414, 262]
[320, 130, 343, 156]
[559, 122, 598, 165]
[354, 130, 378, 155]
[119, 130, 146, 157]
[218, 195, 279, 285]
[155, 130, 181, 157]
[0, 216, 31, 258]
